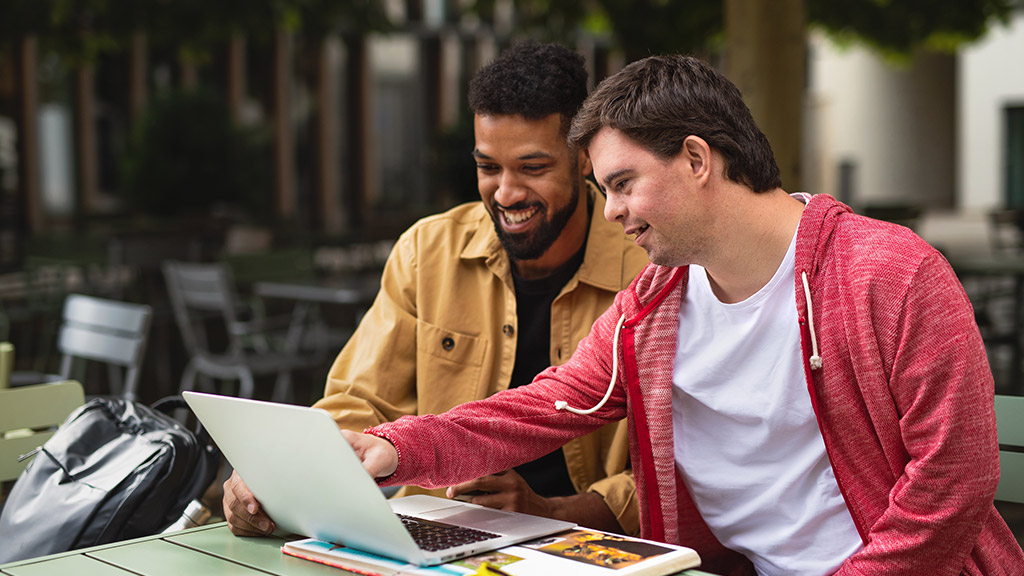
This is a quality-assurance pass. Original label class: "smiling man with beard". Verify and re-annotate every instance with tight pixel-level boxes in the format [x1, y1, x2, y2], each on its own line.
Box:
[222, 40, 647, 538]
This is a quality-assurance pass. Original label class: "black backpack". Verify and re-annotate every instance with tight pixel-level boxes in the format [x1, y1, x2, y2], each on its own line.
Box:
[0, 396, 220, 563]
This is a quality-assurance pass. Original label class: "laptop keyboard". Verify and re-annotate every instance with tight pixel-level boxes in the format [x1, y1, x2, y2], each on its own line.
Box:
[397, 514, 500, 552]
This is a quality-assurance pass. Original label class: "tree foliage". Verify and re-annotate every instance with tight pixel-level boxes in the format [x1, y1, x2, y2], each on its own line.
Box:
[0, 0, 393, 64]
[465, 0, 1014, 62]
[120, 89, 271, 218]
[808, 0, 1014, 57]
[4, 0, 1011, 68]
[468, 0, 723, 61]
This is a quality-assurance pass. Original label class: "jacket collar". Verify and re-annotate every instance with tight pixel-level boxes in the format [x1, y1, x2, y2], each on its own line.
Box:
[460, 183, 627, 291]
[795, 193, 851, 282]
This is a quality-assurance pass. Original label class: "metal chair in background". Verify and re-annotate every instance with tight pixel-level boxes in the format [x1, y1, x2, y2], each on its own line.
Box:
[0, 342, 12, 389]
[107, 233, 204, 397]
[971, 210, 1024, 392]
[9, 294, 152, 401]
[162, 261, 314, 402]
[988, 209, 1024, 254]
[994, 394, 1024, 504]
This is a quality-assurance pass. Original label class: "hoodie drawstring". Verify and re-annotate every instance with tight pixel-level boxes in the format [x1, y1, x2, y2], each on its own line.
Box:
[555, 313, 626, 415]
[557, 270, 822, 414]
[801, 270, 823, 370]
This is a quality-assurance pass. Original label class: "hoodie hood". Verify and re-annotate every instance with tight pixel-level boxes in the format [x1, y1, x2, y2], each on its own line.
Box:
[795, 193, 854, 285]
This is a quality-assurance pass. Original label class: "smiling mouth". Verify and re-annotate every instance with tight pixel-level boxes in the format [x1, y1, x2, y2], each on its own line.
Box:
[501, 206, 540, 225]
[631, 224, 649, 238]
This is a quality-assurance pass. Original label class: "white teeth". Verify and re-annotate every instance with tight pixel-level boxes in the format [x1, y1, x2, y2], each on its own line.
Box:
[503, 207, 538, 224]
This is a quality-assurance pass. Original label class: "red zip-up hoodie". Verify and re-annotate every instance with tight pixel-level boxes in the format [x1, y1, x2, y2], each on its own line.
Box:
[372, 194, 1023, 575]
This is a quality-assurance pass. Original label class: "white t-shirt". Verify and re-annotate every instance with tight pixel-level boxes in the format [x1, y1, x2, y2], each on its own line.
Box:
[672, 232, 863, 575]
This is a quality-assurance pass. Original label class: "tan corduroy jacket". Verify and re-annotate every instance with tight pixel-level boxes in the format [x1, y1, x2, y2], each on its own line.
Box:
[313, 186, 648, 534]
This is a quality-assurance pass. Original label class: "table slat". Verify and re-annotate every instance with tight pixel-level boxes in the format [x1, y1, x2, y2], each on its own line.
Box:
[1, 554, 135, 576]
[88, 539, 265, 575]
[167, 526, 345, 575]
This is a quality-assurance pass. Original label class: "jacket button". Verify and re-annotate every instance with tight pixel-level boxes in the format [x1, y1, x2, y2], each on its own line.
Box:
[441, 337, 455, 350]
[502, 324, 514, 337]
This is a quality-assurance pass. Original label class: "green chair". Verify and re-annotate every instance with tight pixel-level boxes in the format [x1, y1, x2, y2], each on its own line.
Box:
[0, 380, 85, 484]
[995, 394, 1024, 503]
[0, 342, 12, 389]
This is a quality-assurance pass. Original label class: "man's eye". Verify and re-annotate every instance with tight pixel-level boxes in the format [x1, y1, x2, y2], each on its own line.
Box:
[476, 164, 498, 173]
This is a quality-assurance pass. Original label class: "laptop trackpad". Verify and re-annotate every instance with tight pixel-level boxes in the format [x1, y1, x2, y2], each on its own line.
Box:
[421, 505, 512, 529]
[391, 494, 562, 534]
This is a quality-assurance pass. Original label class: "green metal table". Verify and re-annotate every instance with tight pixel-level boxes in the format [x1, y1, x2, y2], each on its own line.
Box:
[0, 523, 719, 575]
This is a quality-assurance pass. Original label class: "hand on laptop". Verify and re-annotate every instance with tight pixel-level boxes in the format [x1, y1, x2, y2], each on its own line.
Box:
[341, 429, 399, 478]
[446, 470, 553, 516]
[448, 470, 624, 533]
[222, 431, 399, 537]
[223, 471, 275, 537]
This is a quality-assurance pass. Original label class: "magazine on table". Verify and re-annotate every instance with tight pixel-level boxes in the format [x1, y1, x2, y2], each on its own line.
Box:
[282, 527, 701, 576]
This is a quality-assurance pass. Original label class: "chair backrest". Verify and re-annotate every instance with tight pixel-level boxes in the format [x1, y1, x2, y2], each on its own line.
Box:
[0, 341, 12, 389]
[988, 209, 1024, 254]
[162, 261, 242, 357]
[57, 294, 152, 402]
[106, 233, 203, 305]
[0, 379, 84, 482]
[994, 394, 1024, 504]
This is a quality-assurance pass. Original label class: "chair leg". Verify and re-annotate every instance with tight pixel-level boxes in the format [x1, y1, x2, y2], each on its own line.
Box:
[107, 363, 125, 399]
[238, 370, 255, 399]
[272, 370, 292, 404]
[122, 368, 139, 403]
[180, 361, 199, 394]
[197, 374, 216, 393]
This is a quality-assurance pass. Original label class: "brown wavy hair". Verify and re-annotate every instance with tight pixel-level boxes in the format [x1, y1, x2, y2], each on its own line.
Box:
[568, 55, 781, 192]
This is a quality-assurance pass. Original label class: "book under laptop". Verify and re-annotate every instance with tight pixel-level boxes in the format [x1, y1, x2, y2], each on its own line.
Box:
[182, 391, 576, 566]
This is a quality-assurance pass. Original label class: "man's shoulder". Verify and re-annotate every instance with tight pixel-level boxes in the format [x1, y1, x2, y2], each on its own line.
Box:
[801, 193, 938, 272]
[834, 212, 936, 263]
[810, 210, 952, 306]
[387, 201, 500, 271]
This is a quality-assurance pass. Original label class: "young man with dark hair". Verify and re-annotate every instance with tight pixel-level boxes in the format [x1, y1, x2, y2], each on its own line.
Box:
[345, 55, 1024, 574]
[222, 40, 647, 538]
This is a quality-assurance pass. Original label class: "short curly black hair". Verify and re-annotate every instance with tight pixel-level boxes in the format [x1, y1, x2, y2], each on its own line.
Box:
[468, 39, 588, 136]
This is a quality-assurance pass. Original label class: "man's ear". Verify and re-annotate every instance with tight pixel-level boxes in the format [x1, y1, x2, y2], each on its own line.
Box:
[681, 135, 712, 184]
[577, 149, 593, 177]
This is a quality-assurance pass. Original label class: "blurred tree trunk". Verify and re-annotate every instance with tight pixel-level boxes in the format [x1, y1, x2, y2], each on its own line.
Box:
[129, 31, 147, 123]
[315, 35, 344, 236]
[342, 33, 368, 232]
[273, 29, 295, 222]
[16, 36, 42, 235]
[724, 0, 806, 191]
[74, 63, 98, 226]
[227, 32, 246, 124]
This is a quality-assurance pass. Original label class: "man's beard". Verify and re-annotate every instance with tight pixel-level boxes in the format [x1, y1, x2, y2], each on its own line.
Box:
[490, 177, 581, 262]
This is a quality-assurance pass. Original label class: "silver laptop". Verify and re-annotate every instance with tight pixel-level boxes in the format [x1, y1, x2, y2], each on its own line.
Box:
[183, 392, 575, 565]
